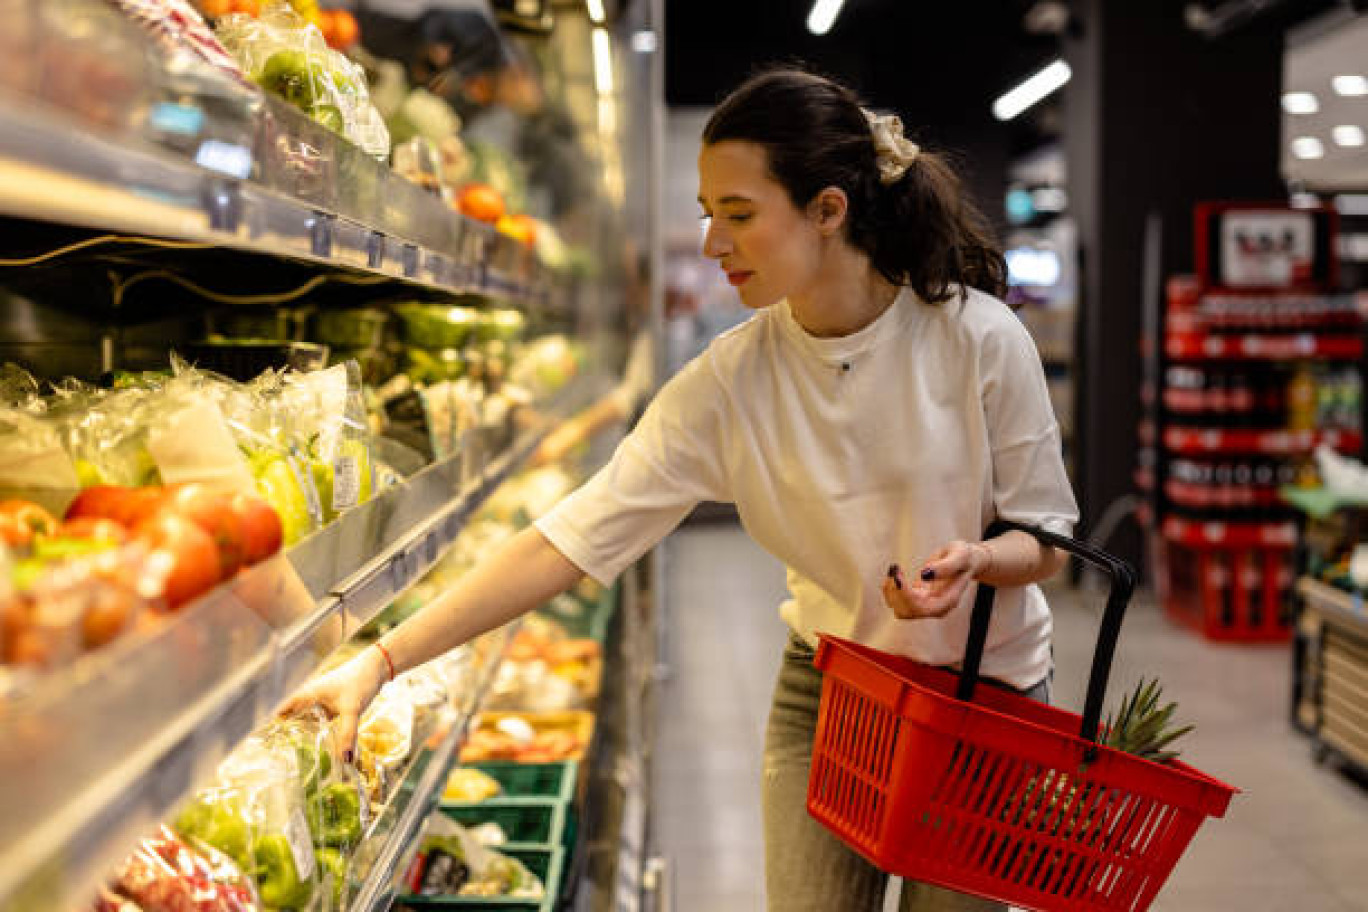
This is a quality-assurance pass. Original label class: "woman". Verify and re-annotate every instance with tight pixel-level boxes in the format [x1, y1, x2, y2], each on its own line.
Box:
[282, 67, 1078, 911]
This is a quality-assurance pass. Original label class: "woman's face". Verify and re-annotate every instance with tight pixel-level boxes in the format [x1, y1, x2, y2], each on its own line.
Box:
[697, 140, 823, 310]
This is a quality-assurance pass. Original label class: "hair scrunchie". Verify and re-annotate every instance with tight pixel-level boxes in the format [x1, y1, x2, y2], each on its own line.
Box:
[863, 109, 920, 184]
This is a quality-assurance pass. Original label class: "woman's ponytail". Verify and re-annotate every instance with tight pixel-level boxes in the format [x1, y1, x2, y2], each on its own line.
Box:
[862, 153, 1008, 304]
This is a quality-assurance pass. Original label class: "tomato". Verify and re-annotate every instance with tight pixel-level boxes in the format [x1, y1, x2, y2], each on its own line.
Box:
[0, 500, 57, 546]
[162, 484, 246, 580]
[65, 486, 166, 527]
[229, 0, 259, 15]
[82, 588, 137, 649]
[56, 518, 128, 545]
[458, 183, 506, 224]
[315, 8, 336, 44]
[133, 513, 222, 610]
[231, 492, 283, 565]
[330, 9, 359, 48]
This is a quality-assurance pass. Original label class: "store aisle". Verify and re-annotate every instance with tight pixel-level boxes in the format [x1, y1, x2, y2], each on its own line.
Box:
[653, 520, 1368, 911]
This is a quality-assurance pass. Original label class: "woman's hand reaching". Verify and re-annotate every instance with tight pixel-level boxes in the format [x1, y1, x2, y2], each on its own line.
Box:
[882, 540, 991, 620]
[276, 646, 390, 763]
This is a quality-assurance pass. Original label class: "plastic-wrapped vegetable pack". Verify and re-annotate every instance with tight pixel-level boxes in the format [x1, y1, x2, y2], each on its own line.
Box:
[215, 1, 389, 158]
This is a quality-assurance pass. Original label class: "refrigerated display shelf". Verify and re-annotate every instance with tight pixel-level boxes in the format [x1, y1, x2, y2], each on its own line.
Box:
[0, 379, 595, 912]
[0, 97, 541, 306]
[1164, 331, 1364, 361]
[1162, 426, 1362, 455]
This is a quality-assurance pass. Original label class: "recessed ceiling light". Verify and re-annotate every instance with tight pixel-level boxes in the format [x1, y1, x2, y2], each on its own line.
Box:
[1291, 136, 1325, 159]
[1333, 75, 1368, 97]
[1282, 91, 1319, 114]
[1333, 125, 1366, 147]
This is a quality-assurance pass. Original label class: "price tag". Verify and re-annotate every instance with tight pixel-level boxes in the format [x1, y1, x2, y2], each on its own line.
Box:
[332, 455, 360, 512]
[286, 452, 324, 528]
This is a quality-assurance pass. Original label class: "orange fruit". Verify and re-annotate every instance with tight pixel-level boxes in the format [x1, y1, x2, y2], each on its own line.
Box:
[458, 183, 506, 224]
[496, 213, 538, 248]
[331, 10, 359, 49]
[199, 0, 233, 17]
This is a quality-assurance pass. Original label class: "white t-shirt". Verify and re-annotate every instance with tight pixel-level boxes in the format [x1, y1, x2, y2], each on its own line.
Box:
[536, 287, 1079, 688]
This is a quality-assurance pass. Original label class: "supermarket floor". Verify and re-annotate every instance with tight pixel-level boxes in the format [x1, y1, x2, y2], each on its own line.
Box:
[651, 519, 1368, 911]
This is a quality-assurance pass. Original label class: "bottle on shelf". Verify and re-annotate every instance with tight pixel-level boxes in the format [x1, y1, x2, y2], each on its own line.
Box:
[1287, 364, 1318, 432]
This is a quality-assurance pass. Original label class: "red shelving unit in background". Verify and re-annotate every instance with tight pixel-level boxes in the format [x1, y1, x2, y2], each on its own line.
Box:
[1141, 202, 1360, 642]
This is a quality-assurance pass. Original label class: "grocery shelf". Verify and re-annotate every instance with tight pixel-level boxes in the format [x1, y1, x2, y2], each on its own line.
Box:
[1297, 577, 1368, 640]
[1162, 426, 1362, 455]
[0, 379, 596, 912]
[1164, 331, 1364, 361]
[1161, 516, 1298, 548]
[0, 0, 544, 308]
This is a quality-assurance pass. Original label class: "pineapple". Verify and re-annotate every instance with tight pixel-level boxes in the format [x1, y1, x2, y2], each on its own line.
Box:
[1103, 678, 1194, 764]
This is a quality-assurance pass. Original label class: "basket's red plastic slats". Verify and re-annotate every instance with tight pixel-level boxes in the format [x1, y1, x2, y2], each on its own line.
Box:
[947, 745, 1007, 868]
[1100, 796, 1164, 906]
[941, 746, 1010, 870]
[967, 752, 1036, 874]
[1050, 782, 1112, 902]
[833, 686, 863, 835]
[930, 744, 983, 868]
[1062, 787, 1135, 903]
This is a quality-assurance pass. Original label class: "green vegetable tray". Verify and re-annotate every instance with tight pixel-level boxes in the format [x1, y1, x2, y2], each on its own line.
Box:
[438, 799, 566, 847]
[463, 761, 578, 803]
[536, 584, 618, 644]
[396, 846, 564, 912]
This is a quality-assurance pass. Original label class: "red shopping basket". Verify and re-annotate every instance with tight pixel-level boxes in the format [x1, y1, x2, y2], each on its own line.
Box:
[808, 520, 1238, 912]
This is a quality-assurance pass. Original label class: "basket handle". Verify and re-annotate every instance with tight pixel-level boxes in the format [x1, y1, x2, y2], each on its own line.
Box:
[957, 519, 1136, 758]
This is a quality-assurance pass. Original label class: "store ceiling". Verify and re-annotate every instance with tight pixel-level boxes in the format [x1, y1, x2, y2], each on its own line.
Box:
[1283, 11, 1368, 191]
[662, 0, 1057, 139]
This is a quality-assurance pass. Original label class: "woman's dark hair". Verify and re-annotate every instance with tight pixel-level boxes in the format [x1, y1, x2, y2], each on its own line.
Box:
[703, 67, 1007, 304]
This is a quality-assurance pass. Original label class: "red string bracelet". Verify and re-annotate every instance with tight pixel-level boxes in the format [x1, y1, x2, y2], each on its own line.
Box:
[373, 642, 396, 682]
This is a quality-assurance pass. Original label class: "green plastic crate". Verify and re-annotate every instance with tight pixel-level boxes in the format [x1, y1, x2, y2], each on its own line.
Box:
[396, 846, 564, 912]
[536, 583, 618, 643]
[464, 761, 578, 803]
[438, 799, 566, 847]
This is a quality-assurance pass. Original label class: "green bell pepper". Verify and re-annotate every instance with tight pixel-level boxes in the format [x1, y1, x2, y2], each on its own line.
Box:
[252, 831, 314, 910]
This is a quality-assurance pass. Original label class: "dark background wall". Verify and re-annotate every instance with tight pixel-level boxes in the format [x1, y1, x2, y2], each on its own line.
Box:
[1063, 0, 1284, 561]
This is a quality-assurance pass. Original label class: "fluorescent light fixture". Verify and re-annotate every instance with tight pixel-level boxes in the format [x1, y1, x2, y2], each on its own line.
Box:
[992, 59, 1071, 121]
[1333, 74, 1368, 97]
[806, 0, 845, 35]
[1281, 91, 1319, 114]
[592, 27, 613, 95]
[1291, 136, 1325, 159]
[631, 29, 658, 53]
[586, 0, 604, 23]
[1333, 125, 1365, 147]
[1334, 194, 1368, 216]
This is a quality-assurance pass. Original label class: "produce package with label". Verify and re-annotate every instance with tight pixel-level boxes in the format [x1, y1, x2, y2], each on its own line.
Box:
[398, 812, 545, 900]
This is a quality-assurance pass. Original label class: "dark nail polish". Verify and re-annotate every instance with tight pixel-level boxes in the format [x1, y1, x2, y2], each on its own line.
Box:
[343, 749, 353, 765]
[887, 564, 899, 579]
[921, 567, 936, 581]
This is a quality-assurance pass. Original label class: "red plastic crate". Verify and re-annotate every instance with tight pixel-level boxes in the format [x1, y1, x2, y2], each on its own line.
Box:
[809, 636, 1236, 911]
[1157, 539, 1293, 642]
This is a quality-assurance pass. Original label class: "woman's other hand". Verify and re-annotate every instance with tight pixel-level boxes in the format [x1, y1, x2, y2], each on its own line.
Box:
[881, 540, 990, 619]
[276, 646, 390, 762]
